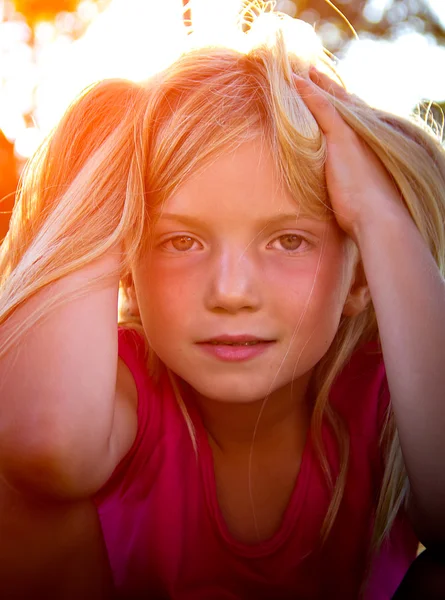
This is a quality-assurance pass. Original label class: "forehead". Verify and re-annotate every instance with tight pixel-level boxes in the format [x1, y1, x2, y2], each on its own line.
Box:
[157, 139, 324, 225]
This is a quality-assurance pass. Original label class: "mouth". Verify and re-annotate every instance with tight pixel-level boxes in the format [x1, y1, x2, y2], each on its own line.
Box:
[196, 335, 275, 362]
[197, 335, 275, 346]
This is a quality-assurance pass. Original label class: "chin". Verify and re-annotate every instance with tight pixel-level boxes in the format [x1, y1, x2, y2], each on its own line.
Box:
[186, 377, 281, 404]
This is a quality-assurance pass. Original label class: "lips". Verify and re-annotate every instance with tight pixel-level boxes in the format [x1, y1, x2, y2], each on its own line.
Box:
[196, 335, 275, 362]
[198, 335, 274, 346]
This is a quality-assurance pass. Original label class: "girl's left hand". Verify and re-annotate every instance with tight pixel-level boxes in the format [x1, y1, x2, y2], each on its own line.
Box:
[293, 68, 403, 241]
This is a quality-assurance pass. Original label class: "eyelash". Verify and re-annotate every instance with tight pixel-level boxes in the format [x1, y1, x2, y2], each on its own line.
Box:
[160, 235, 203, 253]
[267, 234, 312, 253]
[159, 233, 312, 254]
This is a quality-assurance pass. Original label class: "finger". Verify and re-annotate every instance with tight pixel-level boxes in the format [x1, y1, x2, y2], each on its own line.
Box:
[293, 75, 347, 137]
[309, 66, 351, 103]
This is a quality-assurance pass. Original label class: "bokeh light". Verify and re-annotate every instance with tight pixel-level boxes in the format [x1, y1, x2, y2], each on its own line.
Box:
[1, 0, 444, 161]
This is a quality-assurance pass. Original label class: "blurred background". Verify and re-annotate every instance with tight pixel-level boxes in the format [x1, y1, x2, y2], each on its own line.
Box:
[1, 0, 444, 241]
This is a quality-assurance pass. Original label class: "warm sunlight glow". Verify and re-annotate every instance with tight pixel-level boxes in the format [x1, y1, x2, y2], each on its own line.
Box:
[187, 0, 242, 46]
[35, 0, 187, 135]
[4, 0, 325, 157]
[1, 0, 444, 158]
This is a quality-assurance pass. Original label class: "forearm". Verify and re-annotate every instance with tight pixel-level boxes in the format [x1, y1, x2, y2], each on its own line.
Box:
[0, 479, 112, 599]
[354, 204, 445, 536]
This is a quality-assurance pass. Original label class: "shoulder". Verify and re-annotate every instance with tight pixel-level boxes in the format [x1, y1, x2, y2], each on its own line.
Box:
[115, 328, 142, 411]
[96, 328, 156, 494]
[336, 340, 386, 389]
[115, 326, 158, 442]
[117, 327, 148, 375]
[329, 340, 389, 430]
[115, 327, 148, 438]
[96, 327, 183, 501]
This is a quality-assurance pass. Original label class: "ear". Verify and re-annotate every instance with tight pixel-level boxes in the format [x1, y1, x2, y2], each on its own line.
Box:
[342, 259, 371, 317]
[123, 273, 140, 318]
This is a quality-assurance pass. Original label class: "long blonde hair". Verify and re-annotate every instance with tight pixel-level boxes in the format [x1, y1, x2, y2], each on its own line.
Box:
[1, 5, 444, 555]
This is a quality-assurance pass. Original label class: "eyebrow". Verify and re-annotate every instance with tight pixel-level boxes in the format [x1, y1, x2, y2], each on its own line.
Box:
[156, 212, 321, 227]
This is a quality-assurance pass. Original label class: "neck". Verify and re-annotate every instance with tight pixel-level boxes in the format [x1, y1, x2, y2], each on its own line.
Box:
[186, 372, 314, 456]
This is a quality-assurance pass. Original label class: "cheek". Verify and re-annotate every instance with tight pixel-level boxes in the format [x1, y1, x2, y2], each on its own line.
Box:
[304, 259, 351, 350]
[152, 269, 194, 305]
[136, 265, 197, 337]
[277, 253, 349, 341]
[266, 252, 346, 309]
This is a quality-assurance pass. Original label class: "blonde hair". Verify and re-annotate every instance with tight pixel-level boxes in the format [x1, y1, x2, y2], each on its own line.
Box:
[1, 3, 445, 559]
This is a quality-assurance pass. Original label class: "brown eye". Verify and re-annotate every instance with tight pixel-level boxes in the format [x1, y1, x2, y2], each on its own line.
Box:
[278, 234, 303, 251]
[267, 233, 310, 254]
[169, 236, 196, 251]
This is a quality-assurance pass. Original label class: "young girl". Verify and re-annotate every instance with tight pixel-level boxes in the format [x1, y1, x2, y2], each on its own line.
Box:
[1, 5, 445, 599]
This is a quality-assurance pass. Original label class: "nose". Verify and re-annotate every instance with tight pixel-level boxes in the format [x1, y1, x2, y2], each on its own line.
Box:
[205, 248, 261, 314]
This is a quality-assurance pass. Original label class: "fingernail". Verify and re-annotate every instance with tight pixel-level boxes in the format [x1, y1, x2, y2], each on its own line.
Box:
[309, 66, 320, 84]
[293, 74, 310, 86]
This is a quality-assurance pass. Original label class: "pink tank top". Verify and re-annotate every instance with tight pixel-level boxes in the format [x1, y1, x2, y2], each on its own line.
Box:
[94, 327, 418, 599]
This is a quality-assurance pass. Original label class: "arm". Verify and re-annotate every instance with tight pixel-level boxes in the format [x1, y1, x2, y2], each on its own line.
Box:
[294, 68, 445, 544]
[0, 478, 113, 599]
[0, 251, 137, 497]
[354, 203, 445, 543]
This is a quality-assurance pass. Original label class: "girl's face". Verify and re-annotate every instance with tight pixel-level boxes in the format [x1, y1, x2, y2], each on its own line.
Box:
[132, 139, 362, 404]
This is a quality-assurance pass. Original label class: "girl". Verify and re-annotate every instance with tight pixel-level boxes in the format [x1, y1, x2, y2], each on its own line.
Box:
[1, 5, 445, 599]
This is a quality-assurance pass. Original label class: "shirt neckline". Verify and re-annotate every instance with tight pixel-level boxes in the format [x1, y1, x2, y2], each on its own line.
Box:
[183, 387, 315, 559]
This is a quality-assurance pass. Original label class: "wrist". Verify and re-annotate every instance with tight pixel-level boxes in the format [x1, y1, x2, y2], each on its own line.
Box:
[352, 200, 412, 248]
